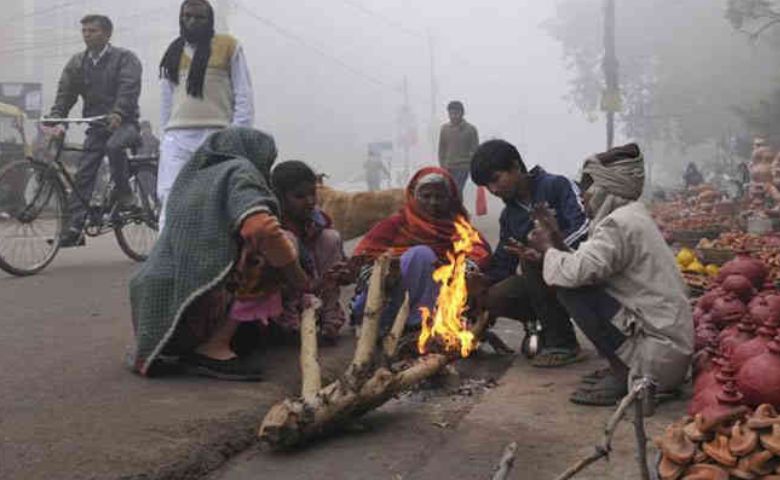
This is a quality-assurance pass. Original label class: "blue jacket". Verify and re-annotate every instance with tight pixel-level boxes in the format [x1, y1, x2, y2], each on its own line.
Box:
[487, 166, 589, 282]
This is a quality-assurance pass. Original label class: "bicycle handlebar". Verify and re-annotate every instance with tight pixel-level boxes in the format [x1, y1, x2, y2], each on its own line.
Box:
[38, 115, 109, 124]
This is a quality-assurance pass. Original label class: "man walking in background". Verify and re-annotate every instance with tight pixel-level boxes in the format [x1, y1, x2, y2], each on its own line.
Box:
[438, 100, 479, 196]
[157, 0, 255, 229]
[47, 14, 142, 247]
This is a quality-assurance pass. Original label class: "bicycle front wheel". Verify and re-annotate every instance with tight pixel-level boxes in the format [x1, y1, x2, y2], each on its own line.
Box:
[0, 160, 66, 276]
[115, 163, 159, 262]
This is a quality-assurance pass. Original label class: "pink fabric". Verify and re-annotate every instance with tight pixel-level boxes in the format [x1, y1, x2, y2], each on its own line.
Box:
[229, 292, 283, 325]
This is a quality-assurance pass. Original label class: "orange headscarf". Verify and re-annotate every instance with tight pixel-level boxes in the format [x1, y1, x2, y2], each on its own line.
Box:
[354, 167, 491, 268]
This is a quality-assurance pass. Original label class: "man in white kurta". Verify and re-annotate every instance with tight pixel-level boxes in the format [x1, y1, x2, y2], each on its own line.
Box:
[157, 0, 254, 230]
[516, 144, 693, 406]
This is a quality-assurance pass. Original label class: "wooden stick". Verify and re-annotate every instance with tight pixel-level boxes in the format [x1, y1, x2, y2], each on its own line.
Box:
[300, 297, 322, 402]
[383, 292, 410, 358]
[491, 441, 519, 480]
[554, 379, 650, 480]
[633, 397, 651, 480]
[350, 255, 390, 374]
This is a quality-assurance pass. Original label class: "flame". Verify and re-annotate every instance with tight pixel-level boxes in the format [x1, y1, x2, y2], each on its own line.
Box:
[418, 216, 481, 358]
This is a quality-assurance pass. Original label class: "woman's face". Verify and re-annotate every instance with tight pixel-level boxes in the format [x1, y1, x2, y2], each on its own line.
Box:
[282, 181, 317, 222]
[416, 182, 452, 219]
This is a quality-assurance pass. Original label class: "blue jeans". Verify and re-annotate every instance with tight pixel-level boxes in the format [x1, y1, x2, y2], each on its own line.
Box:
[351, 245, 439, 330]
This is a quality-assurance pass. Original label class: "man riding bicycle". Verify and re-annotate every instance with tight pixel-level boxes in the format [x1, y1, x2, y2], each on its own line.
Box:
[46, 14, 143, 247]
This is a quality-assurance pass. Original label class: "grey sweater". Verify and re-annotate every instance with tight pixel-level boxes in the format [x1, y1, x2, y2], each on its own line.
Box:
[50, 45, 142, 122]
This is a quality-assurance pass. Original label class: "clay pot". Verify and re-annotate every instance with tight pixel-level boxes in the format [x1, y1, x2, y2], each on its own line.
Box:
[743, 449, 775, 476]
[748, 296, 775, 325]
[681, 463, 729, 480]
[747, 404, 780, 429]
[710, 294, 747, 328]
[718, 253, 769, 289]
[691, 361, 739, 416]
[761, 423, 780, 454]
[738, 334, 780, 407]
[698, 380, 746, 422]
[684, 416, 707, 442]
[722, 274, 756, 302]
[698, 288, 727, 312]
[765, 293, 780, 319]
[728, 421, 758, 456]
[719, 317, 756, 355]
[729, 456, 758, 480]
[695, 324, 719, 353]
[656, 422, 696, 464]
[659, 455, 685, 480]
[732, 320, 778, 369]
[702, 433, 738, 467]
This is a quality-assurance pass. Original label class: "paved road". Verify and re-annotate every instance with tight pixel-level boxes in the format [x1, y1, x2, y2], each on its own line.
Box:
[0, 235, 354, 480]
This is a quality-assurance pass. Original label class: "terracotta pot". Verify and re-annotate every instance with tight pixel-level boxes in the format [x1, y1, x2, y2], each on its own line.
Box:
[696, 324, 719, 352]
[690, 360, 739, 416]
[717, 253, 769, 288]
[698, 380, 746, 425]
[698, 287, 727, 312]
[732, 321, 778, 369]
[719, 317, 756, 355]
[721, 274, 756, 302]
[765, 293, 780, 319]
[737, 334, 780, 407]
[710, 294, 747, 327]
[748, 296, 775, 325]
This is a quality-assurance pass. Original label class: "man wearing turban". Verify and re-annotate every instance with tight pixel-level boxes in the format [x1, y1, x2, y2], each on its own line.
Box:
[510, 144, 693, 406]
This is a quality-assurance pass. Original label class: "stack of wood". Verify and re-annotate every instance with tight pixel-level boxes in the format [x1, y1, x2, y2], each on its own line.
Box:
[257, 255, 491, 450]
[656, 405, 780, 479]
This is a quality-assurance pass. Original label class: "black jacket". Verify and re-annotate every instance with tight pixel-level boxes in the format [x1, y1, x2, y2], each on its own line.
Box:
[50, 45, 142, 122]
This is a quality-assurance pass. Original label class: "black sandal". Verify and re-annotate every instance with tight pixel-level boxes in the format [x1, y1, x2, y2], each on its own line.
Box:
[570, 374, 628, 406]
[180, 353, 263, 381]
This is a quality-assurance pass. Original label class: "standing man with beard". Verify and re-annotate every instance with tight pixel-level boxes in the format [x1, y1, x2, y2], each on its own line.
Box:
[157, 0, 255, 229]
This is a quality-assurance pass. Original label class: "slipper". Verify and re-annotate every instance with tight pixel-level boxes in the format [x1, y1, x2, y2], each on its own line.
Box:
[180, 353, 263, 381]
[580, 367, 612, 384]
[570, 374, 628, 406]
[531, 347, 584, 368]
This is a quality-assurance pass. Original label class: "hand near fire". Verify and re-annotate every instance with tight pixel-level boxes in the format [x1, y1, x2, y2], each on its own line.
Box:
[531, 203, 566, 250]
[503, 228, 554, 264]
[323, 255, 371, 286]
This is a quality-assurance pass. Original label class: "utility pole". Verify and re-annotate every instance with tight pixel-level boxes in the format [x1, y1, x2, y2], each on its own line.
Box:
[602, 0, 620, 150]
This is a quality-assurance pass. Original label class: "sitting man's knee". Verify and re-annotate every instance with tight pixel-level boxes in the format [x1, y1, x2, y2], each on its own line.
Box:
[401, 245, 437, 262]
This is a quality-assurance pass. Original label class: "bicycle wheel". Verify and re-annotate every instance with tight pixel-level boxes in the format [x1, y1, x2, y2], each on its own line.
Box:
[115, 164, 159, 262]
[0, 159, 66, 276]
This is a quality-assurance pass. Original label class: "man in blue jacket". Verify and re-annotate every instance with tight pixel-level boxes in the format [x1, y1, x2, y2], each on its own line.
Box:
[471, 139, 589, 367]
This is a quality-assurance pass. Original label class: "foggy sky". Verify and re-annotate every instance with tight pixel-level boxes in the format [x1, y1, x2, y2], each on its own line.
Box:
[1, 0, 609, 181]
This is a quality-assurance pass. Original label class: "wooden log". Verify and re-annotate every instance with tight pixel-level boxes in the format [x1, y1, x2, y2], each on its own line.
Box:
[300, 297, 322, 402]
[349, 255, 390, 377]
[382, 292, 410, 358]
[491, 441, 519, 480]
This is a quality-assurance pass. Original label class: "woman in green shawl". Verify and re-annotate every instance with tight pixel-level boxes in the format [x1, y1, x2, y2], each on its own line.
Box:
[130, 127, 307, 380]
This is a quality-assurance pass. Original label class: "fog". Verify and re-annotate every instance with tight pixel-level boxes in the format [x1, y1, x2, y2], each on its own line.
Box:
[0, 0, 608, 185]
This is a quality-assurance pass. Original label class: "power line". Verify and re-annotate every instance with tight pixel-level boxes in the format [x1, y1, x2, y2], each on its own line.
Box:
[337, 0, 425, 40]
[232, 0, 401, 93]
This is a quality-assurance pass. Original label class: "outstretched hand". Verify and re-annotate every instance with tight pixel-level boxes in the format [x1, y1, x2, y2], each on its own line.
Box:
[503, 238, 544, 263]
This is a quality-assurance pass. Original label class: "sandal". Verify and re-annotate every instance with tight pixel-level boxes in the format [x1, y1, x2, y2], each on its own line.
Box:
[180, 353, 263, 381]
[530, 347, 584, 368]
[570, 374, 628, 406]
[580, 367, 612, 384]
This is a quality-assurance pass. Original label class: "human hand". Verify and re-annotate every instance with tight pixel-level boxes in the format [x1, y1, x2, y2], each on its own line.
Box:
[503, 237, 544, 263]
[107, 113, 123, 131]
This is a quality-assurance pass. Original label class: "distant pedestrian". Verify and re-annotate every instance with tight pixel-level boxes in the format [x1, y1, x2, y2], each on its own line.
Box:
[157, 0, 255, 229]
[364, 146, 389, 191]
[438, 100, 479, 196]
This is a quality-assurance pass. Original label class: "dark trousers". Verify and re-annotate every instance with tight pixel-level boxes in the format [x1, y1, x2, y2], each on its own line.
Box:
[66, 123, 138, 231]
[557, 286, 626, 358]
[487, 262, 578, 350]
[446, 167, 470, 197]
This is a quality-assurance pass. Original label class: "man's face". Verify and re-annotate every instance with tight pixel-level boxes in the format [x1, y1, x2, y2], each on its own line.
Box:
[486, 165, 527, 201]
[416, 183, 451, 219]
[448, 109, 463, 124]
[283, 182, 317, 222]
[182, 2, 211, 35]
[81, 22, 110, 51]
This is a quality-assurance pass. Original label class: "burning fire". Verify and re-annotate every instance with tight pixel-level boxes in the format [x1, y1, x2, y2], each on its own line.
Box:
[418, 216, 481, 358]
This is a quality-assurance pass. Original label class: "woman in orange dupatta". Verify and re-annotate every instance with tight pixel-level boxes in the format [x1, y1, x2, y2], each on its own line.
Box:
[349, 167, 491, 330]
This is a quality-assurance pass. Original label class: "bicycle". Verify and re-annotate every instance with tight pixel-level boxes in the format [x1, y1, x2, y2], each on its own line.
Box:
[0, 116, 160, 276]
